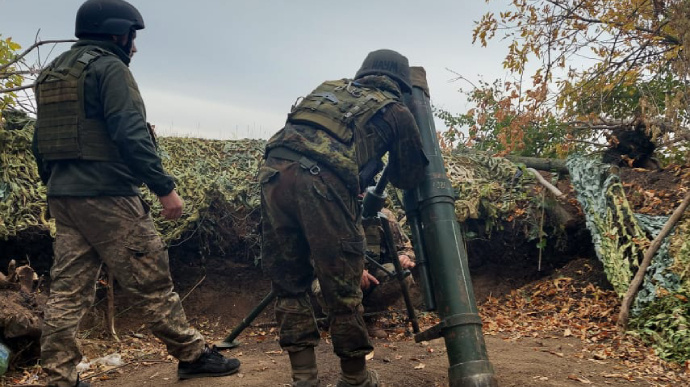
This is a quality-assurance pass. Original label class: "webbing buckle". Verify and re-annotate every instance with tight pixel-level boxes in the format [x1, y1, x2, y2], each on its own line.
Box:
[77, 52, 96, 64]
[298, 156, 321, 175]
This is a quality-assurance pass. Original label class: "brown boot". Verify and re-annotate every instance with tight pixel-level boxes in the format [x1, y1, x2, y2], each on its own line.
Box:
[337, 357, 380, 387]
[289, 348, 319, 387]
[366, 319, 388, 339]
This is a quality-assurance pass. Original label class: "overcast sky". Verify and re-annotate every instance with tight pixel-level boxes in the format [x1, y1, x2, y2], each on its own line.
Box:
[0, 0, 513, 140]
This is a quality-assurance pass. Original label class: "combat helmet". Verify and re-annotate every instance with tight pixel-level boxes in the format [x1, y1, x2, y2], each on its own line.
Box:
[75, 0, 145, 38]
[354, 49, 412, 92]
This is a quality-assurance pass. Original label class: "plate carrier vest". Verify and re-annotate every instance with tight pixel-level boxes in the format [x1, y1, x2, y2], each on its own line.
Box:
[35, 48, 122, 162]
[287, 79, 398, 145]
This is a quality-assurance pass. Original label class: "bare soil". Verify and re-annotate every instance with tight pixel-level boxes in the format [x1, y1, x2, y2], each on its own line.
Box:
[54, 258, 681, 387]
[4, 251, 687, 387]
[89, 335, 651, 387]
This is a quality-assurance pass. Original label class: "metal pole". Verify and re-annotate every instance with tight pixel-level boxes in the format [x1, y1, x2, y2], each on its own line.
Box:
[403, 192, 436, 311]
[379, 211, 420, 333]
[216, 290, 277, 349]
[361, 167, 420, 333]
[403, 67, 498, 387]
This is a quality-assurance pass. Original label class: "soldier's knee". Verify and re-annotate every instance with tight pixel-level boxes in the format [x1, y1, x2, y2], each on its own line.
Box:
[275, 294, 312, 314]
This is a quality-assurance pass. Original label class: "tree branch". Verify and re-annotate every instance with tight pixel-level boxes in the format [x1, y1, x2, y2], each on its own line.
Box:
[527, 168, 566, 199]
[1, 69, 40, 77]
[0, 84, 35, 93]
[546, 0, 679, 45]
[0, 39, 76, 73]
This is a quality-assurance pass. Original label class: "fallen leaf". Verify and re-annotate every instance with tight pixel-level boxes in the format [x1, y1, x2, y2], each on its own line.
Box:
[567, 374, 592, 384]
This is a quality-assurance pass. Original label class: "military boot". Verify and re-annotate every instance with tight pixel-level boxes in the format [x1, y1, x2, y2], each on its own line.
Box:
[289, 347, 319, 387]
[337, 357, 380, 387]
[48, 377, 91, 387]
[177, 345, 240, 379]
[75, 378, 91, 387]
[365, 317, 388, 339]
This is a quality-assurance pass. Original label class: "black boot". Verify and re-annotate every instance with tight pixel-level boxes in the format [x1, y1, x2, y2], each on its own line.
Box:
[46, 378, 90, 387]
[177, 346, 241, 379]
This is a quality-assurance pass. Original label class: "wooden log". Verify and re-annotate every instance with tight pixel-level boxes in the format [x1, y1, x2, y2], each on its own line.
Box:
[617, 191, 690, 330]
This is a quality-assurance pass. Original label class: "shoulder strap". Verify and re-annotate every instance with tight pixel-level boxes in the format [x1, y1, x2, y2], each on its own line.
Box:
[68, 48, 109, 78]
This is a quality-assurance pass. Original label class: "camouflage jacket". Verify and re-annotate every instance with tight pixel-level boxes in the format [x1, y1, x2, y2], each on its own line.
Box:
[265, 75, 428, 195]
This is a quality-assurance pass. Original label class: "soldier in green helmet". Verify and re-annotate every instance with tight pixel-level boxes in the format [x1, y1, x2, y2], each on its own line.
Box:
[32, 1, 240, 386]
[259, 49, 428, 387]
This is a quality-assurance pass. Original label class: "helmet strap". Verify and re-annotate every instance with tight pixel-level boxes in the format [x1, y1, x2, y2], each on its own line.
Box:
[116, 29, 136, 57]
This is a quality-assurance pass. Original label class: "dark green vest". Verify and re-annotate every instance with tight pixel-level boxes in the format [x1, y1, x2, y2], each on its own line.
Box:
[35, 47, 122, 162]
[287, 79, 398, 145]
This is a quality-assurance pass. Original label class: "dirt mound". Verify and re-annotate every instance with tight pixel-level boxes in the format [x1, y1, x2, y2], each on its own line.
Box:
[619, 164, 690, 215]
[0, 262, 46, 371]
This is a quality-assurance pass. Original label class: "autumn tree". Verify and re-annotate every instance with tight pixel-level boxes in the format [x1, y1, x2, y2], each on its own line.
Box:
[0, 35, 24, 125]
[436, 77, 571, 158]
[448, 0, 690, 159]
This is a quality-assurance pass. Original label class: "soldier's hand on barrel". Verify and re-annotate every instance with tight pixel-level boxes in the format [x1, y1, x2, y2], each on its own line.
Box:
[399, 254, 416, 269]
[159, 190, 184, 220]
[361, 269, 380, 290]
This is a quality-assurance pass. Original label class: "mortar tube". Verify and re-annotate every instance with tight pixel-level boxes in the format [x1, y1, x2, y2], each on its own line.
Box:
[403, 67, 498, 387]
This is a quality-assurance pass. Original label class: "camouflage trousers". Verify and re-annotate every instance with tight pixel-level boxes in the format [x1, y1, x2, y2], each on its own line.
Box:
[42, 196, 205, 387]
[259, 157, 373, 359]
[312, 263, 414, 314]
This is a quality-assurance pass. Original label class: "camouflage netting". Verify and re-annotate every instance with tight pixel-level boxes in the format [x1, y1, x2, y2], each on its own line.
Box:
[2, 116, 541, 256]
[0, 113, 52, 239]
[140, 136, 264, 257]
[390, 150, 542, 235]
[447, 151, 529, 224]
[0, 117, 265, 259]
[568, 155, 690, 362]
